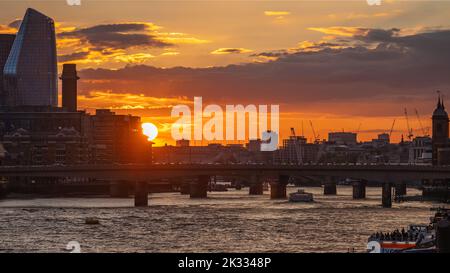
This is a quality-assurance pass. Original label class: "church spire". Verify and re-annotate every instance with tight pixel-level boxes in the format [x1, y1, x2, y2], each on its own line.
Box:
[437, 90, 443, 108]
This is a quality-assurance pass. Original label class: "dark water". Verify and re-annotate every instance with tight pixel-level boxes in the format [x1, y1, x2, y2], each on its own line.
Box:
[0, 186, 440, 253]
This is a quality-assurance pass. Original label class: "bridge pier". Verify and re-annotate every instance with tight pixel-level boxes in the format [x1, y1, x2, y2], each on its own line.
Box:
[352, 180, 366, 199]
[323, 177, 337, 195]
[249, 176, 263, 195]
[134, 181, 148, 207]
[394, 183, 407, 196]
[270, 175, 289, 199]
[436, 218, 450, 253]
[110, 180, 129, 198]
[180, 182, 190, 195]
[190, 175, 209, 198]
[382, 182, 392, 208]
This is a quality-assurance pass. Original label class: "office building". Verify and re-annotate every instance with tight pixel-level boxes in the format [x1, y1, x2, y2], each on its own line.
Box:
[3, 8, 58, 107]
[0, 34, 15, 106]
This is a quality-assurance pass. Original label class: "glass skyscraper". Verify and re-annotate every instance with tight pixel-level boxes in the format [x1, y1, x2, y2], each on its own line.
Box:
[0, 34, 16, 106]
[3, 8, 58, 107]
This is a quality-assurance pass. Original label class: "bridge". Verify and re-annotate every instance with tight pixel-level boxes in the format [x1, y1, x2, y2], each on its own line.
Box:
[1, 163, 449, 207]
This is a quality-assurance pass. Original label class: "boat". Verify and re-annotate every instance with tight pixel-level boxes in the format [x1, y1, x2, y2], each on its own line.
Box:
[366, 207, 450, 253]
[289, 189, 314, 202]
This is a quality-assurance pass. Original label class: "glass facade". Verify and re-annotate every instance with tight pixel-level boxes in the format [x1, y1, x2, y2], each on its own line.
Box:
[0, 34, 15, 106]
[3, 8, 58, 107]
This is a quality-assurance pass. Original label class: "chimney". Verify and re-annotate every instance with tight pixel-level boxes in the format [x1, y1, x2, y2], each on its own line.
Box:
[60, 64, 79, 112]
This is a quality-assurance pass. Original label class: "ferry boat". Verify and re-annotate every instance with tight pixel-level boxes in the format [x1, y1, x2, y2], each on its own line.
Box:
[367, 208, 450, 253]
[289, 189, 314, 202]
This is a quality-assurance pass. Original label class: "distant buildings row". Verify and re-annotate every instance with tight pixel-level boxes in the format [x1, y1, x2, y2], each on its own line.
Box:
[151, 131, 432, 166]
[0, 8, 448, 169]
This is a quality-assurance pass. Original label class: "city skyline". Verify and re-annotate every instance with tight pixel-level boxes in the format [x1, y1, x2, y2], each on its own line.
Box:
[1, 2, 450, 145]
[1, 2, 450, 256]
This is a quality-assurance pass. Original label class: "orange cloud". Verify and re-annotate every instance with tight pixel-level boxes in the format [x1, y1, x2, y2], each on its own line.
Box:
[264, 11, 291, 17]
[308, 26, 368, 37]
[77, 91, 192, 111]
[211, 48, 253, 55]
[114, 53, 155, 64]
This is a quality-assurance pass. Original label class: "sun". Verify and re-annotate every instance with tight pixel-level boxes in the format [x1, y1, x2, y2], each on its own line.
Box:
[142, 122, 158, 141]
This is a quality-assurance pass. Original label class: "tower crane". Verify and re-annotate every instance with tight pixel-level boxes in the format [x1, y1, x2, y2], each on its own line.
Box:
[309, 120, 319, 143]
[404, 108, 414, 141]
[389, 119, 396, 139]
[414, 109, 429, 136]
[290, 127, 303, 164]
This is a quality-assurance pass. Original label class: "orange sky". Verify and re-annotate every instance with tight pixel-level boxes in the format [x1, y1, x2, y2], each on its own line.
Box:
[1, 1, 449, 146]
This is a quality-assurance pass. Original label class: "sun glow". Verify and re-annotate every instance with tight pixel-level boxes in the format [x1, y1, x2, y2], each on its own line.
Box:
[142, 122, 158, 141]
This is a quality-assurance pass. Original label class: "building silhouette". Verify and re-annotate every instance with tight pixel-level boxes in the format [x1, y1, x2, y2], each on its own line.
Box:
[0, 34, 15, 106]
[432, 94, 450, 165]
[60, 64, 79, 112]
[3, 8, 58, 107]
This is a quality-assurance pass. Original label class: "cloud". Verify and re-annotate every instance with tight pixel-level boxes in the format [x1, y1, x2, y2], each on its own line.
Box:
[264, 11, 291, 17]
[54, 22, 209, 67]
[78, 27, 450, 119]
[77, 90, 191, 111]
[0, 24, 17, 34]
[8, 19, 22, 29]
[114, 53, 155, 64]
[58, 51, 90, 63]
[59, 23, 171, 51]
[210, 48, 253, 55]
[308, 27, 369, 37]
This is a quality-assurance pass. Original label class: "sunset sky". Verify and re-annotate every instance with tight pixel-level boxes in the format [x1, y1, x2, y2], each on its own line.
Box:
[1, 1, 450, 146]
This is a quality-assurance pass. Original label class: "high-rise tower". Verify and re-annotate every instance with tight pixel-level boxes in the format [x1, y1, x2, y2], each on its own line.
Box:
[3, 8, 58, 107]
[0, 34, 15, 106]
[432, 93, 449, 165]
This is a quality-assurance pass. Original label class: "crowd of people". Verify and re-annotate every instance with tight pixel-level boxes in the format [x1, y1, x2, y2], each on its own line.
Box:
[368, 225, 432, 242]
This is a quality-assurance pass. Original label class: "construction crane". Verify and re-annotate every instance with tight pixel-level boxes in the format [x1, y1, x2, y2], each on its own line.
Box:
[389, 119, 396, 139]
[309, 120, 319, 143]
[301, 121, 304, 137]
[290, 127, 303, 164]
[414, 109, 429, 136]
[356, 123, 362, 135]
[404, 108, 414, 141]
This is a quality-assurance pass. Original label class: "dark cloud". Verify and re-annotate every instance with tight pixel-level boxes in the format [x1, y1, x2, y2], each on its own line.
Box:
[58, 51, 89, 62]
[79, 28, 450, 116]
[59, 23, 172, 50]
[211, 48, 252, 54]
[8, 19, 22, 29]
[251, 50, 288, 58]
[355, 28, 400, 43]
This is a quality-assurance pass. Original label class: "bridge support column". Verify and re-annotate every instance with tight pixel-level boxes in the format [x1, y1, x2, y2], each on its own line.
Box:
[110, 181, 129, 198]
[323, 177, 337, 195]
[270, 175, 288, 199]
[190, 175, 209, 198]
[134, 181, 148, 207]
[180, 182, 190, 195]
[436, 218, 450, 253]
[352, 180, 366, 199]
[382, 182, 392, 208]
[394, 183, 407, 196]
[249, 176, 263, 195]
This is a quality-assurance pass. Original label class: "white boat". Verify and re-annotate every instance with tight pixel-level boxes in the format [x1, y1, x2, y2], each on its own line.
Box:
[289, 189, 314, 202]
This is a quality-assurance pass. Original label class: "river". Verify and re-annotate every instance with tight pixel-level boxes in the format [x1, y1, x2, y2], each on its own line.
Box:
[0, 186, 439, 253]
